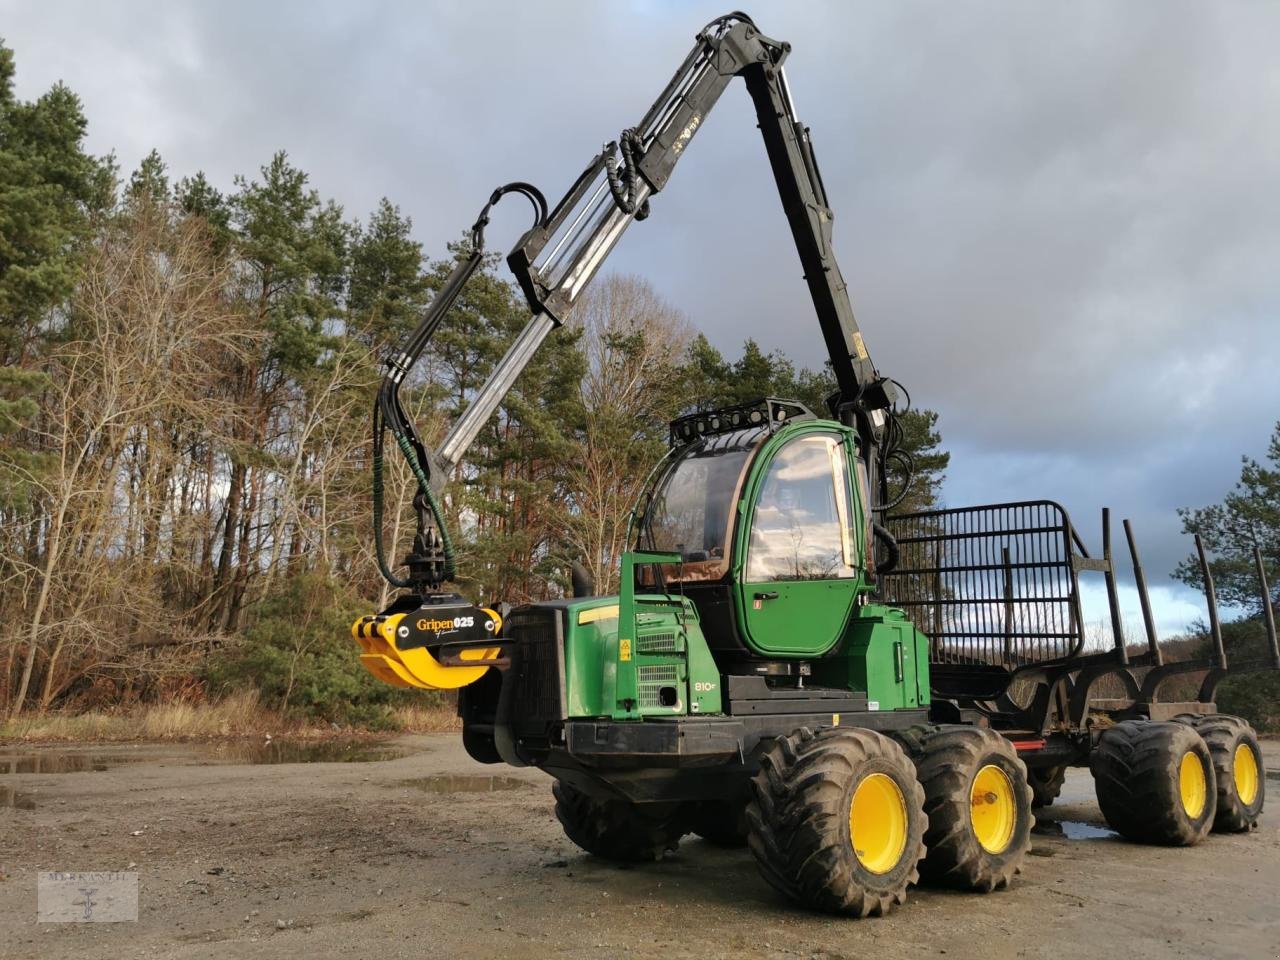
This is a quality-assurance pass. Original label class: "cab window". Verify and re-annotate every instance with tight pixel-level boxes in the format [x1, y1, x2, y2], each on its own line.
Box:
[746, 433, 857, 582]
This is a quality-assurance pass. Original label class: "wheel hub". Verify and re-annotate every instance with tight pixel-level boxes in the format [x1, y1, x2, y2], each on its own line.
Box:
[1234, 742, 1259, 806]
[970, 764, 1016, 854]
[849, 772, 908, 874]
[1179, 750, 1207, 818]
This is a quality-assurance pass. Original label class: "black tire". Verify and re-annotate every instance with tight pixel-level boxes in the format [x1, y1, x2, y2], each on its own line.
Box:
[906, 725, 1034, 892]
[552, 781, 688, 861]
[747, 726, 926, 917]
[1028, 765, 1066, 808]
[690, 795, 750, 847]
[1091, 720, 1216, 846]
[1190, 715, 1265, 833]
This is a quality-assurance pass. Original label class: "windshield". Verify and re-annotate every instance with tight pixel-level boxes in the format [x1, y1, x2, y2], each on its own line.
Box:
[639, 430, 761, 578]
[746, 432, 858, 581]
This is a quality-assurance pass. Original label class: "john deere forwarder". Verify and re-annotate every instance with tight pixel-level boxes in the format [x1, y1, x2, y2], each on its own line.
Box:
[351, 12, 1276, 916]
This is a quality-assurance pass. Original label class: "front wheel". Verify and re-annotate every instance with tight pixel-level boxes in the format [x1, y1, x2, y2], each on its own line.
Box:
[552, 781, 689, 861]
[747, 726, 926, 917]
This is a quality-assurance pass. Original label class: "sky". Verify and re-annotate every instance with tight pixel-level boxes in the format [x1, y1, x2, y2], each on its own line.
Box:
[4, 0, 1277, 636]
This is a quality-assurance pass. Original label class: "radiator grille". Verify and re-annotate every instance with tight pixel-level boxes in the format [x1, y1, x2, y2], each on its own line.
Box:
[637, 632, 680, 654]
[506, 607, 563, 724]
[636, 664, 680, 708]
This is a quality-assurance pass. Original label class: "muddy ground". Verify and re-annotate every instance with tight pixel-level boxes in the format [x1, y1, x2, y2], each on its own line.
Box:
[1, 734, 1277, 960]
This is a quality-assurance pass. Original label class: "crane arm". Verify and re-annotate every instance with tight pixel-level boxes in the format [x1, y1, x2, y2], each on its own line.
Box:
[376, 12, 904, 595]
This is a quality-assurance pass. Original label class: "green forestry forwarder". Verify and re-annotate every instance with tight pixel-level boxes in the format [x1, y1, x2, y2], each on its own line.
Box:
[350, 12, 1275, 916]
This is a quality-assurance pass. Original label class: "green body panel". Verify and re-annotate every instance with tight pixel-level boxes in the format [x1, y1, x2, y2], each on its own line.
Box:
[731, 421, 873, 658]
[811, 604, 932, 709]
[559, 556, 722, 720]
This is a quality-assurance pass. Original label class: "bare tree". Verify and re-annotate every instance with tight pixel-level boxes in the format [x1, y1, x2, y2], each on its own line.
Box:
[562, 275, 692, 594]
[5, 206, 255, 717]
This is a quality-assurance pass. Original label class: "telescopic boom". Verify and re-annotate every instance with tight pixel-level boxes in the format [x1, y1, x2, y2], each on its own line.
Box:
[375, 12, 902, 595]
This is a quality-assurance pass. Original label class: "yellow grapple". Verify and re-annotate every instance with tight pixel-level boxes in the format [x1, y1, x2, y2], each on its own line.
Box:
[351, 606, 503, 690]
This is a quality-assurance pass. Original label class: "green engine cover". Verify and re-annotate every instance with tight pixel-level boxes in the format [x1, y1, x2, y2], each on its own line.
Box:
[559, 590, 722, 721]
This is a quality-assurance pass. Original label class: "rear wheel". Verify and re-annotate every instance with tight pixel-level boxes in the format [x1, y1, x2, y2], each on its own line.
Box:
[747, 726, 926, 916]
[1191, 715, 1265, 833]
[1027, 765, 1066, 808]
[1091, 720, 1216, 845]
[907, 726, 1034, 891]
[552, 781, 688, 861]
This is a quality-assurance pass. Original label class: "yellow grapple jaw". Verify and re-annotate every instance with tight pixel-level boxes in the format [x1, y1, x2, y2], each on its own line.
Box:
[352, 599, 504, 691]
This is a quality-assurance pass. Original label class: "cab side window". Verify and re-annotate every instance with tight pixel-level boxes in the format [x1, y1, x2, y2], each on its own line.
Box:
[746, 433, 857, 582]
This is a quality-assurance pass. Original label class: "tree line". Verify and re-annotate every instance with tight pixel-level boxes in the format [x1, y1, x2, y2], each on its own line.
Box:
[0, 42, 949, 720]
[1177, 421, 1280, 729]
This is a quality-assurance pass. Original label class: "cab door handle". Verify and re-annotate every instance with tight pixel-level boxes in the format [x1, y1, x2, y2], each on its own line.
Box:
[754, 591, 779, 601]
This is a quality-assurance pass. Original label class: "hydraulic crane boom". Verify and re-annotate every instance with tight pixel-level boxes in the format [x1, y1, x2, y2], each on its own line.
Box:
[375, 11, 902, 596]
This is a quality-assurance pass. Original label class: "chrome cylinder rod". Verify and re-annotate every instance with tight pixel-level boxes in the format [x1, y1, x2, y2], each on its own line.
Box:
[436, 311, 557, 470]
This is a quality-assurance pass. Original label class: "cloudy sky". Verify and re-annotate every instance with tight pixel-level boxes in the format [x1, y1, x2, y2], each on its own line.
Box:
[5, 0, 1278, 635]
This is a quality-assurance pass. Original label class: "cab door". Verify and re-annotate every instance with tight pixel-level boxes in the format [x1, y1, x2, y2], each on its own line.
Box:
[736, 428, 863, 658]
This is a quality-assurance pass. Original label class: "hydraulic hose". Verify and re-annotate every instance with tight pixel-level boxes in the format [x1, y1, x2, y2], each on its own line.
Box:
[605, 128, 651, 220]
[371, 406, 411, 588]
[873, 521, 900, 576]
[371, 182, 548, 590]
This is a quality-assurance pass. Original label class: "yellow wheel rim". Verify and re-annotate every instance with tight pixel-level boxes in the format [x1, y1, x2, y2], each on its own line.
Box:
[970, 764, 1017, 854]
[1234, 742, 1260, 807]
[1179, 751, 1207, 818]
[849, 772, 908, 874]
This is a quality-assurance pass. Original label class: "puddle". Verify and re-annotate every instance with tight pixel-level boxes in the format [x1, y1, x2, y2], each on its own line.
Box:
[402, 775, 531, 794]
[0, 753, 152, 775]
[1032, 819, 1116, 840]
[199, 741, 412, 765]
[0, 785, 36, 809]
[0, 740, 412, 774]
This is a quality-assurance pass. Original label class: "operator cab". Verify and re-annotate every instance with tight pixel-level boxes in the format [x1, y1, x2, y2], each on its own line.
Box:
[636, 398, 873, 665]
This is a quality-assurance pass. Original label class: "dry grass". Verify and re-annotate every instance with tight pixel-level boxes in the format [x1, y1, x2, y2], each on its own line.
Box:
[385, 702, 460, 733]
[0, 689, 463, 743]
[0, 690, 272, 742]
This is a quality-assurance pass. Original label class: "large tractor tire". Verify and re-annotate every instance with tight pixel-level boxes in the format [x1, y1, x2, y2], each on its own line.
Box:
[552, 781, 688, 862]
[689, 794, 750, 847]
[906, 725, 1034, 892]
[1189, 715, 1265, 833]
[1091, 720, 1216, 846]
[747, 726, 926, 917]
[1027, 765, 1066, 808]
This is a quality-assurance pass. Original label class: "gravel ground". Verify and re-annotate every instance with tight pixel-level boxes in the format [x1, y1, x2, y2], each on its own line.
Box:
[1, 734, 1277, 960]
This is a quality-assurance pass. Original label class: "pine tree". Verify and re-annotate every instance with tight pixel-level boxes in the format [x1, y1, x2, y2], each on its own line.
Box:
[1174, 422, 1280, 730]
[0, 41, 114, 510]
[0, 41, 114, 363]
[679, 337, 949, 513]
[207, 152, 351, 630]
[1176, 421, 1280, 615]
[348, 198, 431, 347]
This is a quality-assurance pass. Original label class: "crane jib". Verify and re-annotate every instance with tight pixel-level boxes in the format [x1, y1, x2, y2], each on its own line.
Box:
[371, 11, 909, 597]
